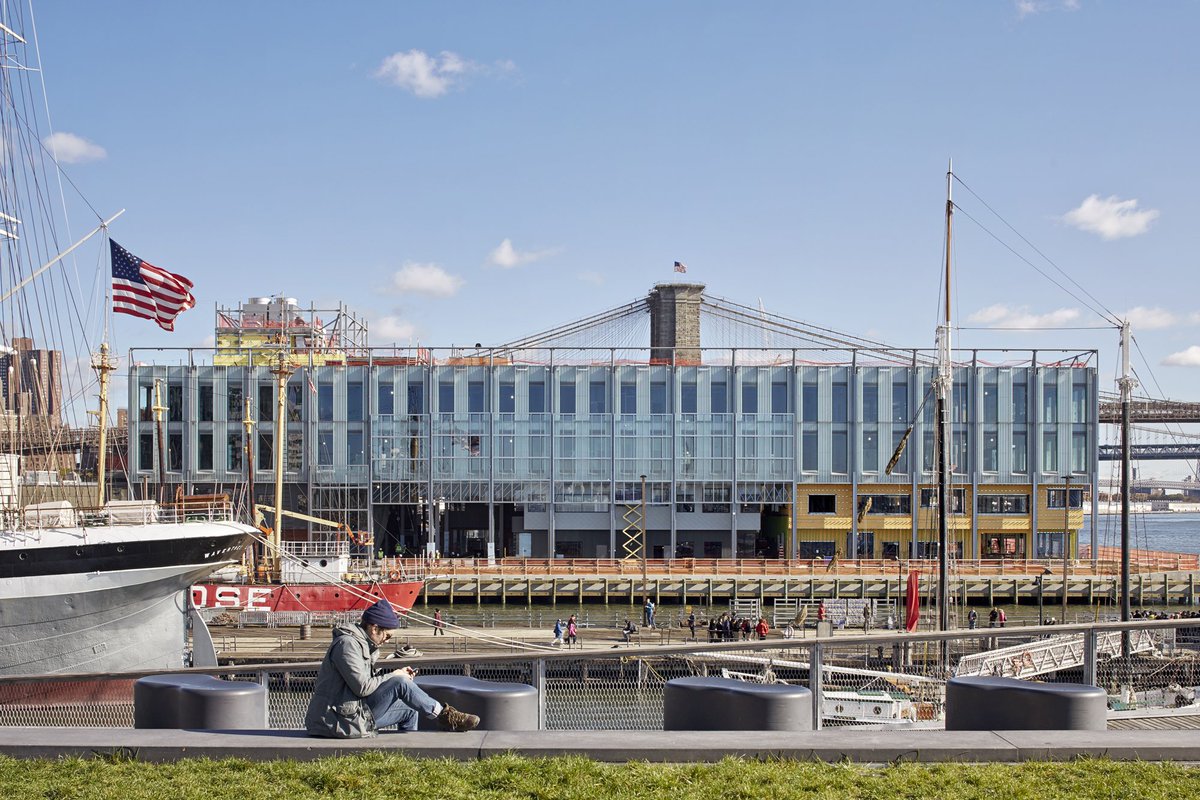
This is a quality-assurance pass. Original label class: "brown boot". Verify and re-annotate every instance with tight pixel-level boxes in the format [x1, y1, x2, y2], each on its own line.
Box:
[436, 704, 480, 732]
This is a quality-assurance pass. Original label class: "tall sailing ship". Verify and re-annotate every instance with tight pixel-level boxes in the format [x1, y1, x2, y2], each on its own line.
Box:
[0, 6, 256, 675]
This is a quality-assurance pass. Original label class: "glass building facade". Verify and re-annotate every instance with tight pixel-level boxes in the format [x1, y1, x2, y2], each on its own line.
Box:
[128, 347, 1098, 561]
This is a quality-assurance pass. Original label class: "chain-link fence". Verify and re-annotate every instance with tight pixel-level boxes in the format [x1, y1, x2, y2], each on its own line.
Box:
[2, 618, 1197, 731]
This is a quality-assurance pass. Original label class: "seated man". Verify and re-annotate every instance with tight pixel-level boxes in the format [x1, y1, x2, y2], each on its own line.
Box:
[621, 619, 637, 643]
[305, 599, 479, 737]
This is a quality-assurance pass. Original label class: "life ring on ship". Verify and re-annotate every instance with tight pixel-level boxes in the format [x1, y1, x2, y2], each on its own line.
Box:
[387, 571, 401, 581]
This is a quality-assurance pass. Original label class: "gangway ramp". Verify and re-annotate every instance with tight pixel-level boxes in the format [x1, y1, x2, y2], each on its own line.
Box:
[954, 630, 1159, 680]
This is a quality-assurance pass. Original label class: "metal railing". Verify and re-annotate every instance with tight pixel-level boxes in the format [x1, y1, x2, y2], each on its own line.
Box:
[421, 555, 1200, 576]
[1, 617, 1196, 731]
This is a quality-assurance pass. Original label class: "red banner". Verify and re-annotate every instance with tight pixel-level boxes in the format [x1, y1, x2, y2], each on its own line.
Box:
[905, 570, 921, 633]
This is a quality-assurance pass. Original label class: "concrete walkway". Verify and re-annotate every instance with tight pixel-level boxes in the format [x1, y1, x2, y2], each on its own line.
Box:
[3, 727, 1200, 763]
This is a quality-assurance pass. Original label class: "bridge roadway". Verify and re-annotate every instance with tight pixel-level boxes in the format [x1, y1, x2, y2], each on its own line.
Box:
[1099, 443, 1200, 460]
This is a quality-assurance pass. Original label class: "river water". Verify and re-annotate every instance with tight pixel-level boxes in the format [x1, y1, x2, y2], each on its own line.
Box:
[1080, 512, 1200, 554]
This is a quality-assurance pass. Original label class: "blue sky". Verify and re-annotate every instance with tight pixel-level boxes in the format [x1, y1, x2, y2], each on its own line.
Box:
[25, 1, 1200, 474]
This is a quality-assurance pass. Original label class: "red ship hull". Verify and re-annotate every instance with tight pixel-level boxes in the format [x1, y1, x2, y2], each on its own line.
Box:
[191, 580, 423, 614]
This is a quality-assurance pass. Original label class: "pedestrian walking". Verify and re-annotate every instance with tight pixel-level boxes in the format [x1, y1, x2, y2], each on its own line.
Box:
[967, 609, 978, 629]
[432, 608, 445, 636]
[566, 615, 578, 646]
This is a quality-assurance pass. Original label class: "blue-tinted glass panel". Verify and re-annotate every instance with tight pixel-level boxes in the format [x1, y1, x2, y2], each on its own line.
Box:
[771, 382, 788, 414]
[438, 382, 454, 412]
[499, 382, 515, 413]
[560, 382, 576, 414]
[529, 382, 546, 413]
[711, 382, 727, 414]
[407, 381, 424, 414]
[681, 382, 697, 414]
[589, 381, 606, 414]
[468, 381, 485, 413]
[650, 382, 667, 414]
[348, 381, 364, 422]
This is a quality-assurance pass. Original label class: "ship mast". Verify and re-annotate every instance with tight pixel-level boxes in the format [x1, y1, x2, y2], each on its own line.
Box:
[92, 342, 115, 508]
[935, 160, 954, 633]
[270, 345, 293, 578]
[1117, 320, 1137, 625]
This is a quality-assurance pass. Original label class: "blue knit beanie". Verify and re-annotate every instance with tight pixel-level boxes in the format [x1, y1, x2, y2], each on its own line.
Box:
[361, 599, 401, 629]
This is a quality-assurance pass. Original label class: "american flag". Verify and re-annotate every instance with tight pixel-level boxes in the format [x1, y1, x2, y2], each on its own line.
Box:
[673, 261, 687, 273]
[110, 240, 195, 331]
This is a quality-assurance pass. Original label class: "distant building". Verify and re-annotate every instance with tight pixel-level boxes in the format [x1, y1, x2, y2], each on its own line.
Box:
[127, 287, 1098, 561]
[1, 337, 63, 424]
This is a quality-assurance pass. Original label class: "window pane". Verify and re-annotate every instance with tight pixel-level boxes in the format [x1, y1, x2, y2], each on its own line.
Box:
[348, 381, 364, 422]
[318, 382, 334, 421]
[1043, 383, 1058, 423]
[529, 382, 546, 413]
[378, 382, 394, 416]
[168, 383, 183, 423]
[862, 429, 878, 472]
[681, 382, 697, 414]
[438, 382, 454, 412]
[198, 384, 214, 422]
[348, 430, 365, 465]
[802, 382, 818, 422]
[227, 433, 242, 471]
[1072, 384, 1087, 423]
[499, 382, 515, 413]
[983, 381, 998, 424]
[710, 382, 727, 414]
[862, 383, 878, 422]
[1042, 430, 1058, 473]
[771, 382, 788, 414]
[741, 382, 757, 414]
[892, 383, 908, 424]
[589, 381, 606, 414]
[318, 431, 334, 466]
[1072, 431, 1087, 473]
[650, 382, 667, 414]
[407, 381, 424, 414]
[1012, 382, 1027, 423]
[559, 382, 576, 414]
[227, 384, 243, 422]
[1012, 431, 1027, 473]
[468, 381, 485, 413]
[832, 430, 848, 473]
[620, 382, 636, 414]
[258, 384, 273, 422]
[198, 433, 213, 471]
[832, 383, 847, 423]
[983, 430, 998, 472]
[802, 430, 817, 471]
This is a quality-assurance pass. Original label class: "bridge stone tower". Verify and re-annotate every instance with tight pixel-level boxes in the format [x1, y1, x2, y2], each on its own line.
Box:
[648, 283, 704, 365]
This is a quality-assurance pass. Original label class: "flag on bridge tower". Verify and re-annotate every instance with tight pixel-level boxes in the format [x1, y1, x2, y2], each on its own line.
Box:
[673, 261, 687, 273]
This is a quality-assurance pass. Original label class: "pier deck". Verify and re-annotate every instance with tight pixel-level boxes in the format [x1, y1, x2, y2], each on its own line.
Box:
[3, 727, 1200, 763]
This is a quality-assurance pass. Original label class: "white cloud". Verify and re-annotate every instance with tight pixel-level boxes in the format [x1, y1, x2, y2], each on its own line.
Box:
[1062, 194, 1159, 240]
[967, 304, 1081, 329]
[374, 50, 469, 98]
[1122, 307, 1178, 330]
[1016, 0, 1080, 18]
[487, 238, 560, 269]
[43, 132, 106, 163]
[388, 262, 464, 297]
[577, 271, 605, 286]
[372, 315, 418, 343]
[1163, 346, 1200, 367]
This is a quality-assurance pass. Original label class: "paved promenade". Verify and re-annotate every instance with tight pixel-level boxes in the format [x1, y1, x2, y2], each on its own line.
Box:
[2, 727, 1200, 763]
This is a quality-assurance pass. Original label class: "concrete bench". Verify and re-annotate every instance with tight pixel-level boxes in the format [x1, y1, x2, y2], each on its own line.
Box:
[134, 674, 267, 729]
[664, 676, 813, 731]
[946, 676, 1107, 731]
[415, 675, 539, 731]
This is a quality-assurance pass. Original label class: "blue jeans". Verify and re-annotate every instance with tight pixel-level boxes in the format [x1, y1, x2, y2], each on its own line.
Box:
[365, 675, 440, 732]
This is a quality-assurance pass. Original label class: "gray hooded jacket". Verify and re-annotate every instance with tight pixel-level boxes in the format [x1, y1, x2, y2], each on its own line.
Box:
[304, 623, 386, 738]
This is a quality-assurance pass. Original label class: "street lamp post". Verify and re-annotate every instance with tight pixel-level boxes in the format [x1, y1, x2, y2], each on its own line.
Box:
[1037, 568, 1053, 626]
[640, 474, 648, 602]
[1063, 474, 1072, 621]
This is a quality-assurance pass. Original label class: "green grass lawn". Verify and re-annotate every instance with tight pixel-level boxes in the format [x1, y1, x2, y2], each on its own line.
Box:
[2, 754, 1197, 799]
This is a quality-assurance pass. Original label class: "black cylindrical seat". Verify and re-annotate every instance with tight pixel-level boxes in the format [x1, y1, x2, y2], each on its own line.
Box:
[664, 676, 813, 731]
[945, 676, 1107, 731]
[415, 675, 539, 731]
